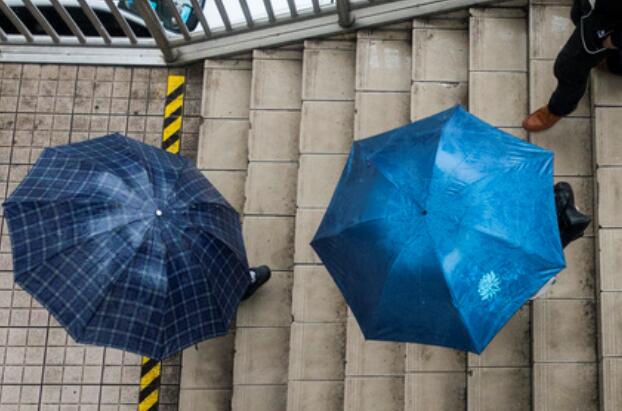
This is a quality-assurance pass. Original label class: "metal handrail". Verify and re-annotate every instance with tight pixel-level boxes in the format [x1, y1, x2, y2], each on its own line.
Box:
[0, 0, 500, 66]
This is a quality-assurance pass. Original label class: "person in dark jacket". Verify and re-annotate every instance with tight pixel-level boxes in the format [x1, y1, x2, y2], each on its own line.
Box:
[523, 0, 622, 132]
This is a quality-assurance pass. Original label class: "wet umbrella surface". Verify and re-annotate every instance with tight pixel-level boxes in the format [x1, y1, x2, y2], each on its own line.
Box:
[311, 106, 566, 353]
[3, 133, 250, 360]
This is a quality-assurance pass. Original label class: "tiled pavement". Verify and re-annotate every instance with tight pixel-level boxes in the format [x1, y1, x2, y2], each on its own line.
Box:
[0, 63, 203, 410]
[1, 0, 622, 410]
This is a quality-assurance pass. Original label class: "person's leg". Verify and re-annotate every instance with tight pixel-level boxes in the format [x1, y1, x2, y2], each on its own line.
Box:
[555, 182, 591, 248]
[524, 27, 606, 132]
[548, 29, 605, 116]
[242, 265, 271, 301]
[605, 50, 622, 75]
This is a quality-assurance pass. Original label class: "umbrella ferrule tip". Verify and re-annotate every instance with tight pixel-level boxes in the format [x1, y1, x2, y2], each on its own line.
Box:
[155, 209, 163, 217]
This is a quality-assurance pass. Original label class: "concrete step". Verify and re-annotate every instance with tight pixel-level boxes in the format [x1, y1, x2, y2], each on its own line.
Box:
[179, 56, 253, 410]
[467, 7, 531, 411]
[343, 24, 412, 411]
[592, 50, 622, 411]
[406, 13, 469, 411]
[528, 2, 598, 410]
[183, 5, 613, 410]
[286, 37, 356, 411]
[230, 47, 303, 411]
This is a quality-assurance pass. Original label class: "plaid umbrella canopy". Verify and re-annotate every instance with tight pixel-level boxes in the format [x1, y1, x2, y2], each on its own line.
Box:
[3, 133, 250, 360]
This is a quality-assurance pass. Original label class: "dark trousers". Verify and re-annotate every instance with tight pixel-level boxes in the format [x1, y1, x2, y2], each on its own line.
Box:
[549, 0, 622, 116]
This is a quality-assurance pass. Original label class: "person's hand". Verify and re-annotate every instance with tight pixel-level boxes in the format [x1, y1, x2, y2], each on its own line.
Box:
[603, 35, 617, 49]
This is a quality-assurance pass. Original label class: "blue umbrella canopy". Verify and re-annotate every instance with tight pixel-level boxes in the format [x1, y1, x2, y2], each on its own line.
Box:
[311, 106, 565, 353]
[3, 133, 250, 360]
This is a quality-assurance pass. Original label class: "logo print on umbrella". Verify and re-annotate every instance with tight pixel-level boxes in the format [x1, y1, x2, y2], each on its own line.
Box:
[478, 271, 501, 301]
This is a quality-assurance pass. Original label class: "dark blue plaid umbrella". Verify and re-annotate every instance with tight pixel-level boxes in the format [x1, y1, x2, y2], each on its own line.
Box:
[3, 133, 250, 360]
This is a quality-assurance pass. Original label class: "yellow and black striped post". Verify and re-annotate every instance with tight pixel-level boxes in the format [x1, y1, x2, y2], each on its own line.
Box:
[139, 356, 162, 411]
[138, 74, 185, 411]
[162, 74, 186, 154]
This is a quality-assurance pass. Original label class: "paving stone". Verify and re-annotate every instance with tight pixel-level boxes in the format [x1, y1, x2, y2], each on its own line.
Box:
[249, 110, 300, 161]
[288, 322, 345, 380]
[411, 82, 467, 121]
[236, 270, 293, 327]
[405, 344, 465, 372]
[601, 292, 622, 356]
[599, 229, 622, 291]
[596, 107, 622, 166]
[533, 363, 598, 411]
[180, 333, 234, 389]
[287, 380, 344, 411]
[244, 162, 298, 215]
[197, 119, 249, 170]
[201, 170, 246, 213]
[412, 28, 468, 82]
[344, 376, 404, 411]
[231, 384, 287, 411]
[233, 327, 290, 385]
[470, 15, 527, 71]
[356, 38, 412, 92]
[251, 59, 302, 110]
[294, 208, 324, 264]
[602, 358, 622, 411]
[592, 70, 622, 106]
[345, 316, 405, 376]
[302, 43, 356, 101]
[467, 367, 530, 411]
[179, 389, 230, 411]
[202, 68, 251, 118]
[544, 236, 594, 298]
[533, 299, 596, 362]
[299, 101, 354, 154]
[354, 92, 411, 139]
[531, 117, 592, 176]
[297, 154, 347, 209]
[243, 216, 294, 270]
[530, 5, 574, 60]
[469, 72, 527, 127]
[204, 58, 252, 70]
[292, 265, 346, 323]
[405, 372, 465, 411]
[468, 305, 530, 367]
[597, 168, 622, 228]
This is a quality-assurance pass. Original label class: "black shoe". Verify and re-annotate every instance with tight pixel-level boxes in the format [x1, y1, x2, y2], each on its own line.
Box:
[242, 265, 271, 301]
[555, 182, 591, 248]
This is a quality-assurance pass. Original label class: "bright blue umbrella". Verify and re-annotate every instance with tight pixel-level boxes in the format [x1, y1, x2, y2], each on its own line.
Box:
[3, 133, 250, 360]
[311, 106, 565, 353]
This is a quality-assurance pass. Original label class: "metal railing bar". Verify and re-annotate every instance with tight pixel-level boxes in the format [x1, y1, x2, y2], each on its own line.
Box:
[23, 0, 60, 43]
[311, 0, 322, 13]
[239, 0, 254, 28]
[286, 0, 299, 17]
[213, 0, 232, 31]
[50, 0, 86, 44]
[134, 0, 177, 62]
[0, 25, 7, 42]
[336, 0, 354, 27]
[262, 0, 276, 22]
[77, 0, 112, 44]
[189, 0, 211, 37]
[162, 0, 192, 40]
[104, 0, 138, 44]
[2, 33, 155, 47]
[0, 2, 34, 43]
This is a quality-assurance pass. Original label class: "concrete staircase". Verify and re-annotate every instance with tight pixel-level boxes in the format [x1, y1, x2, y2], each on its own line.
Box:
[181, 0, 617, 409]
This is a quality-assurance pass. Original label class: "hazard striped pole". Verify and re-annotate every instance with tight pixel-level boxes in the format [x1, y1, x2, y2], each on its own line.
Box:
[138, 74, 186, 411]
[161, 74, 185, 154]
